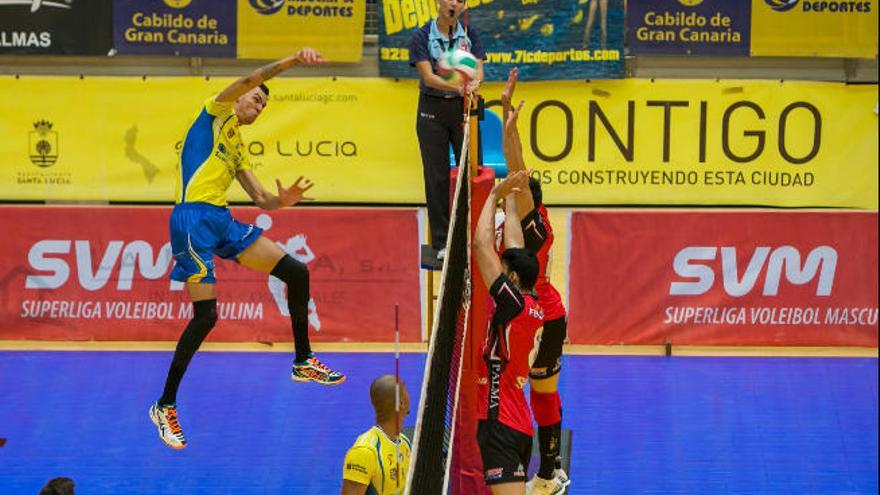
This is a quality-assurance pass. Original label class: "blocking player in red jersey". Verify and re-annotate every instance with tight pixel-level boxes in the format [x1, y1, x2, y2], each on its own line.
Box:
[501, 68, 570, 495]
[474, 169, 544, 495]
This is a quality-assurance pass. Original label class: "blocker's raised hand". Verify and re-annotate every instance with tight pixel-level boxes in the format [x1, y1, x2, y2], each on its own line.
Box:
[492, 170, 529, 199]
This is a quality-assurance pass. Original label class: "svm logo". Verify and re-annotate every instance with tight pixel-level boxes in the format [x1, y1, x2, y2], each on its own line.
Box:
[249, 0, 284, 15]
[25, 240, 174, 291]
[765, 0, 799, 11]
[670, 246, 837, 297]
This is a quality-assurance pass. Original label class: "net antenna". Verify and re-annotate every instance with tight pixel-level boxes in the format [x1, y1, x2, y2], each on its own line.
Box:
[404, 94, 477, 495]
[394, 303, 401, 495]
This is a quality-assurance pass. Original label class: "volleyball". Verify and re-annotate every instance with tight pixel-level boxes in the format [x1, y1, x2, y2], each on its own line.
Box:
[437, 49, 479, 85]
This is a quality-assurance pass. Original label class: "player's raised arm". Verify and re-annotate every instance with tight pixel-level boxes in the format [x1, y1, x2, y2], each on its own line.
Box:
[474, 170, 529, 288]
[504, 100, 527, 176]
[215, 47, 326, 103]
[503, 99, 535, 219]
[503, 177, 527, 251]
[501, 67, 518, 133]
[236, 170, 314, 210]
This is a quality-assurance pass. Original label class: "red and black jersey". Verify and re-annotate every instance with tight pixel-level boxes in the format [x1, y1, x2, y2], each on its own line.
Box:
[520, 205, 566, 321]
[476, 274, 544, 437]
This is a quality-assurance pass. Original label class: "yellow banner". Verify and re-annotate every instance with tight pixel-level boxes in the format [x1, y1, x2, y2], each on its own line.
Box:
[478, 79, 878, 208]
[236, 0, 365, 61]
[0, 76, 422, 203]
[0, 77, 877, 208]
[750, 0, 878, 57]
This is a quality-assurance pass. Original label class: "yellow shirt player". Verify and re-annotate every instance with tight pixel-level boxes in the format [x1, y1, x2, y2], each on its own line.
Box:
[173, 95, 253, 207]
[149, 48, 346, 453]
[342, 375, 412, 495]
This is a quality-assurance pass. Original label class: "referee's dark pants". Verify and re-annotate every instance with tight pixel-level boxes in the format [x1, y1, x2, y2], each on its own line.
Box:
[416, 92, 464, 250]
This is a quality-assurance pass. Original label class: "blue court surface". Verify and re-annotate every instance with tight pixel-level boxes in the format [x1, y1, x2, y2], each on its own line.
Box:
[0, 352, 876, 494]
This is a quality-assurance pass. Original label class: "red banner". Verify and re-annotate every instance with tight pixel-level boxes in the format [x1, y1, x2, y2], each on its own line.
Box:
[568, 211, 879, 346]
[0, 206, 421, 342]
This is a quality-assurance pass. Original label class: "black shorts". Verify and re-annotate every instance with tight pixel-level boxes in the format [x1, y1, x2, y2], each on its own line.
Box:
[476, 420, 532, 485]
[530, 316, 566, 379]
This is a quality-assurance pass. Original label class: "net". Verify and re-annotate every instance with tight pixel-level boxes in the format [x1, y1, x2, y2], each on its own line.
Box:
[405, 105, 473, 495]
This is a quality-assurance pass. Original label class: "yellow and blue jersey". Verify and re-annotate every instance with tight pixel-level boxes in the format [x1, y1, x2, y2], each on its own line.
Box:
[342, 427, 412, 495]
[167, 94, 263, 284]
[175, 96, 252, 206]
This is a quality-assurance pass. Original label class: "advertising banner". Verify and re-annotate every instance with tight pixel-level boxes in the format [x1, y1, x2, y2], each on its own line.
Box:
[567, 211, 879, 347]
[1, 77, 876, 208]
[0, 206, 422, 343]
[0, 0, 112, 55]
[113, 0, 237, 57]
[627, 0, 751, 55]
[477, 78, 878, 208]
[236, 0, 366, 62]
[0, 76, 425, 203]
[750, 0, 878, 58]
[378, 0, 625, 81]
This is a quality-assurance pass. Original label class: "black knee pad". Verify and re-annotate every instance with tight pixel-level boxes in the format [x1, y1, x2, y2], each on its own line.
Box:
[271, 255, 309, 290]
[169, 299, 217, 373]
[271, 255, 310, 317]
[193, 299, 218, 329]
[530, 317, 567, 379]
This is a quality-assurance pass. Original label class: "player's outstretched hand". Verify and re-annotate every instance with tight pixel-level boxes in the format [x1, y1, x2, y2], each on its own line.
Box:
[276, 176, 315, 207]
[501, 67, 519, 109]
[294, 47, 327, 65]
[492, 170, 529, 199]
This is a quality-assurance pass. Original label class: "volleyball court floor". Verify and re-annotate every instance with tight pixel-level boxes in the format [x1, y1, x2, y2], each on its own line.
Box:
[0, 350, 876, 494]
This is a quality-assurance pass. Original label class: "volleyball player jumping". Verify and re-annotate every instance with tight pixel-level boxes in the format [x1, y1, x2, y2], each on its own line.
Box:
[474, 170, 544, 495]
[501, 68, 571, 495]
[149, 48, 345, 451]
